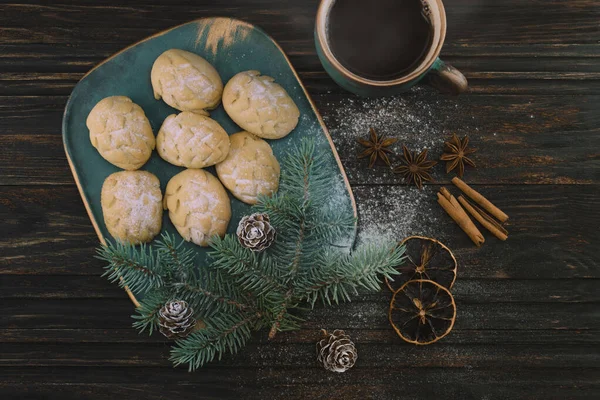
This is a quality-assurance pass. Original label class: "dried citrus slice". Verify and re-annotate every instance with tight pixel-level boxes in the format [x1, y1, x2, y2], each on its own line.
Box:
[389, 279, 456, 345]
[386, 236, 457, 292]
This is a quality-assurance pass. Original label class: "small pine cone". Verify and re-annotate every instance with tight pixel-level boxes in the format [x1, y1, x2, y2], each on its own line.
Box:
[316, 329, 357, 373]
[158, 300, 196, 339]
[236, 213, 276, 252]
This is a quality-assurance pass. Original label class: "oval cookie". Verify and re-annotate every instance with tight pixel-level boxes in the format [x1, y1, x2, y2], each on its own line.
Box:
[163, 169, 231, 247]
[101, 171, 163, 244]
[151, 49, 223, 114]
[86, 96, 155, 170]
[222, 70, 300, 139]
[157, 112, 230, 169]
[216, 131, 280, 205]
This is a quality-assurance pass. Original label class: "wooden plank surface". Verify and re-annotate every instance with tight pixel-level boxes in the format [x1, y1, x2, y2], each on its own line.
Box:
[1, 94, 599, 185]
[0, 0, 598, 399]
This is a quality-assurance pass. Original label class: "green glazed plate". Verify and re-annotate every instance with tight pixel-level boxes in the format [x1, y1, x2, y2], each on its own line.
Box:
[62, 18, 357, 305]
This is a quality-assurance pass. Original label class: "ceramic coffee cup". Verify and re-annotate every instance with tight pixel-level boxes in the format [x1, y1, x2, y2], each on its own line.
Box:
[315, 0, 468, 96]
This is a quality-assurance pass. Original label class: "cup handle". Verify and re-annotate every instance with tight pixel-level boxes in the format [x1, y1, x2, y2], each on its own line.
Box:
[427, 58, 468, 95]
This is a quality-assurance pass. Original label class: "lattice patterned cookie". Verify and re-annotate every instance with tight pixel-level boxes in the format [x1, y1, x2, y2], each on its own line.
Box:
[216, 131, 280, 205]
[222, 70, 300, 139]
[101, 171, 163, 244]
[156, 112, 230, 169]
[151, 49, 223, 115]
[163, 169, 231, 247]
[86, 96, 155, 170]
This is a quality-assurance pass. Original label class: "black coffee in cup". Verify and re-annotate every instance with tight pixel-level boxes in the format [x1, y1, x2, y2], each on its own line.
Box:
[327, 0, 433, 81]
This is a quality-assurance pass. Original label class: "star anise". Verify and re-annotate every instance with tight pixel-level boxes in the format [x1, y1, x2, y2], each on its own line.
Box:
[440, 133, 476, 178]
[357, 127, 397, 168]
[393, 145, 437, 189]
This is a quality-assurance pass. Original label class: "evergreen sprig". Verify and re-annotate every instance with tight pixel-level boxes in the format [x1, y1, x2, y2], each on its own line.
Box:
[131, 289, 169, 334]
[98, 138, 405, 371]
[97, 241, 164, 294]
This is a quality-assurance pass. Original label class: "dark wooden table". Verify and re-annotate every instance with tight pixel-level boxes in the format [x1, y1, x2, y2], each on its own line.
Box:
[1, 1, 599, 399]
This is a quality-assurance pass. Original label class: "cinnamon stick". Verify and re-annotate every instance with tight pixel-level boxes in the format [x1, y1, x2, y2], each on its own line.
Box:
[437, 188, 485, 247]
[458, 195, 508, 241]
[439, 186, 453, 201]
[452, 177, 509, 222]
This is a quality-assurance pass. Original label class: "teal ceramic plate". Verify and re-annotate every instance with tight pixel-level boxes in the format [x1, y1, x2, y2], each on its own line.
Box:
[62, 18, 357, 305]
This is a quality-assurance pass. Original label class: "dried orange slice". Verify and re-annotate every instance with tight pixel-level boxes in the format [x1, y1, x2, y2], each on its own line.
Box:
[386, 236, 457, 292]
[389, 279, 456, 345]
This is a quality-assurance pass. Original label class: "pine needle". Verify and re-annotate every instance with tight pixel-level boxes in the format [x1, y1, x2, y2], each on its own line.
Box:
[97, 138, 403, 370]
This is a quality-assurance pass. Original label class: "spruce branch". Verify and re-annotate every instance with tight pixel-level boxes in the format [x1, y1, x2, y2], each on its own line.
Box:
[98, 137, 407, 371]
[255, 194, 302, 227]
[209, 235, 288, 294]
[268, 289, 295, 339]
[97, 240, 164, 294]
[305, 210, 356, 246]
[278, 140, 330, 206]
[170, 311, 261, 371]
[132, 289, 169, 334]
[173, 281, 251, 313]
[302, 242, 406, 306]
[289, 217, 306, 276]
[155, 232, 196, 281]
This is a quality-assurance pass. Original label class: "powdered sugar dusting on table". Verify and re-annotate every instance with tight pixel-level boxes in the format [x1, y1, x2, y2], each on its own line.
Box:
[323, 90, 446, 152]
[320, 90, 457, 246]
[356, 186, 441, 245]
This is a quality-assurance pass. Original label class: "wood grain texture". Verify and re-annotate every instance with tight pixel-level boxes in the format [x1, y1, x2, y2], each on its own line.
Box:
[1, 328, 598, 345]
[0, 0, 599, 399]
[4, 275, 599, 302]
[1, 94, 598, 185]
[3, 71, 600, 96]
[0, 1, 598, 45]
[2, 297, 598, 330]
[1, 185, 599, 279]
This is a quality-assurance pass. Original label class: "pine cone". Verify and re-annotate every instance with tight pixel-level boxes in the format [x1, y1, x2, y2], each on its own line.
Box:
[158, 300, 196, 339]
[316, 329, 357, 373]
[236, 213, 276, 252]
